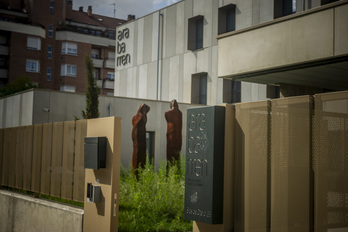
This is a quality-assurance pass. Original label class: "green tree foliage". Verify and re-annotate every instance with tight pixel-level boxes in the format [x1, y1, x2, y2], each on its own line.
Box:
[0, 76, 37, 97]
[82, 54, 100, 119]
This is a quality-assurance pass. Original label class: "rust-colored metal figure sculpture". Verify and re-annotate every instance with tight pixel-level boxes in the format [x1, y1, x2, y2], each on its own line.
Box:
[165, 99, 182, 171]
[132, 103, 150, 177]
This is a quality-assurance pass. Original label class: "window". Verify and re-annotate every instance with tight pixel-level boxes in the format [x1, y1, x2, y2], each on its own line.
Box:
[91, 49, 100, 59]
[62, 42, 77, 55]
[274, 0, 296, 19]
[108, 52, 115, 60]
[26, 60, 40, 73]
[48, 25, 53, 37]
[321, 0, 339, 5]
[27, 37, 41, 50]
[61, 64, 76, 77]
[47, 67, 52, 81]
[60, 85, 76, 92]
[188, 15, 204, 50]
[223, 79, 241, 103]
[83, 28, 89, 34]
[48, 46, 52, 59]
[93, 69, 100, 79]
[191, 73, 207, 105]
[49, 1, 55, 14]
[267, 85, 280, 99]
[146, 132, 155, 164]
[218, 4, 236, 35]
[96, 31, 102, 36]
[107, 72, 115, 81]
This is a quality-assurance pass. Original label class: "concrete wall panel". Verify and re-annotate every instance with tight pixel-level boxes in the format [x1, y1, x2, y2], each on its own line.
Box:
[218, 8, 335, 77]
[143, 14, 153, 63]
[20, 91, 34, 126]
[335, 4, 348, 55]
[0, 190, 83, 232]
[176, 3, 185, 55]
[165, 5, 176, 58]
[137, 18, 144, 65]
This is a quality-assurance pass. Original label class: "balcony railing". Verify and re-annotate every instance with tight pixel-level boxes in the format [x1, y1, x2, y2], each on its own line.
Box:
[92, 59, 103, 68]
[97, 80, 114, 90]
[104, 60, 115, 69]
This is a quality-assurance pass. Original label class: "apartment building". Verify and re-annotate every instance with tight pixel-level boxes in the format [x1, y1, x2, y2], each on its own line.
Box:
[114, 0, 283, 105]
[0, 0, 126, 95]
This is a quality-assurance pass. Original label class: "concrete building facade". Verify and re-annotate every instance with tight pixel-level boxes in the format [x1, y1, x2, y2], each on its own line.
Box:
[114, 0, 278, 105]
[217, 0, 348, 95]
[0, 0, 126, 95]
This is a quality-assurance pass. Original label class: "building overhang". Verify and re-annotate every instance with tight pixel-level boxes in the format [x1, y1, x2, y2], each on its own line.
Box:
[0, 21, 45, 38]
[217, 1, 348, 90]
[56, 31, 115, 47]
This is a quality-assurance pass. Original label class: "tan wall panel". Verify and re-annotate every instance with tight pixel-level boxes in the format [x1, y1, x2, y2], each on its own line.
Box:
[40, 123, 53, 195]
[8, 128, 17, 188]
[235, 101, 270, 232]
[313, 91, 348, 232]
[271, 96, 312, 232]
[0, 129, 3, 186]
[15, 127, 26, 189]
[73, 120, 87, 203]
[2, 128, 9, 186]
[1, 128, 11, 186]
[31, 124, 43, 193]
[50, 122, 64, 198]
[23, 126, 33, 191]
[61, 121, 75, 200]
[84, 117, 122, 232]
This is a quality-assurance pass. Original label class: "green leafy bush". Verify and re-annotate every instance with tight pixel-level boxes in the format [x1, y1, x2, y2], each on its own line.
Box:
[118, 158, 192, 232]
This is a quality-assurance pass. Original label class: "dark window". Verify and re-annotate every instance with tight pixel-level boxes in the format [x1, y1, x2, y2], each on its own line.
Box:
[47, 67, 52, 81]
[267, 85, 280, 99]
[218, 4, 236, 35]
[321, 0, 339, 5]
[83, 29, 89, 34]
[223, 79, 241, 103]
[146, 132, 155, 164]
[191, 73, 207, 105]
[188, 15, 204, 51]
[50, 1, 55, 14]
[48, 46, 52, 59]
[96, 31, 102, 36]
[274, 0, 296, 19]
[48, 25, 53, 37]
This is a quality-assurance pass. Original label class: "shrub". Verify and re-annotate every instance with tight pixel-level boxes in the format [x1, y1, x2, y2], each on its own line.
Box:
[118, 157, 192, 232]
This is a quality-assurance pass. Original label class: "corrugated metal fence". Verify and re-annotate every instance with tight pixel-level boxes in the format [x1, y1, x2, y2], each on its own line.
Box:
[0, 120, 87, 203]
[232, 91, 348, 232]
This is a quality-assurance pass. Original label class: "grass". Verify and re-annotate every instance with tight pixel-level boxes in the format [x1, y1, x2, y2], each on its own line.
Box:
[118, 158, 192, 232]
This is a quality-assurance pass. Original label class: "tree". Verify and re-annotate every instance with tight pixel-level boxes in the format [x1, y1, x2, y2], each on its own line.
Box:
[82, 54, 100, 119]
[0, 76, 37, 97]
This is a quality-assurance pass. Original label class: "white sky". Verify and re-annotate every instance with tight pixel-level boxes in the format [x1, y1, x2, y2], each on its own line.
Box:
[72, 0, 181, 20]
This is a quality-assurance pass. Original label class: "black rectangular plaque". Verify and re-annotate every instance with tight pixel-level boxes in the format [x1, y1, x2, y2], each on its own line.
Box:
[184, 106, 225, 224]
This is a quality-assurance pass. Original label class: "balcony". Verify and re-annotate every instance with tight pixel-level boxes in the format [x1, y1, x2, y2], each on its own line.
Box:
[0, 45, 9, 56]
[0, 69, 8, 79]
[217, 1, 348, 91]
[104, 60, 115, 69]
[97, 80, 114, 90]
[92, 59, 103, 68]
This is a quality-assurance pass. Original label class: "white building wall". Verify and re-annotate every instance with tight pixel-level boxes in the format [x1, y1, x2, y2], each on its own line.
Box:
[115, 0, 272, 105]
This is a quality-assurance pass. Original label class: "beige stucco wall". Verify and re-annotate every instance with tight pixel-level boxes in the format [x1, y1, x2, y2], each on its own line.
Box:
[218, 2, 348, 78]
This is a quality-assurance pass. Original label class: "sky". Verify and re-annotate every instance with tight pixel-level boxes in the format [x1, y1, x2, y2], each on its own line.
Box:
[72, 0, 181, 20]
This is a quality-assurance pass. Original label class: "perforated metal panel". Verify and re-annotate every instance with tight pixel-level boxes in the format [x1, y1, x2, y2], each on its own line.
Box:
[234, 101, 270, 232]
[313, 92, 348, 232]
[271, 96, 313, 232]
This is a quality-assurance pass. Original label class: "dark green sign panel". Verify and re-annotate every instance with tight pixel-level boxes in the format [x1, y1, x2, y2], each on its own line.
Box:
[184, 106, 225, 224]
